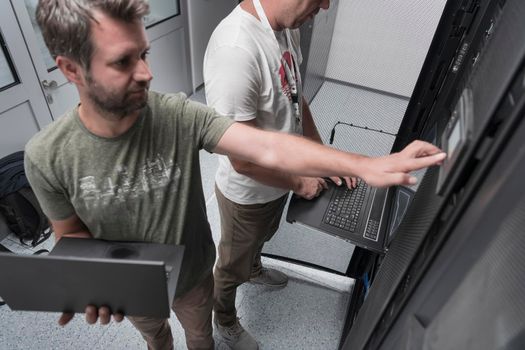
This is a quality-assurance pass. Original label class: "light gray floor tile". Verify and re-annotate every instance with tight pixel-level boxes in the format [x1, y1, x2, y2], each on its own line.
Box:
[92, 316, 188, 350]
[263, 198, 356, 273]
[92, 320, 147, 350]
[0, 310, 109, 350]
[228, 257, 353, 349]
[235, 278, 350, 350]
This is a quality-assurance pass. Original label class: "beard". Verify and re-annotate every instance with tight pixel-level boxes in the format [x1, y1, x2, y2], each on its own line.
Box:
[85, 74, 149, 120]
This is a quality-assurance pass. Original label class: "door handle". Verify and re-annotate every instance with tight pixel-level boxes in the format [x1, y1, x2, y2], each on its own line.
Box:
[41, 80, 58, 89]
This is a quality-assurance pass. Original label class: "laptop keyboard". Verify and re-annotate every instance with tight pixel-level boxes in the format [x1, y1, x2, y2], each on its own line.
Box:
[323, 181, 368, 232]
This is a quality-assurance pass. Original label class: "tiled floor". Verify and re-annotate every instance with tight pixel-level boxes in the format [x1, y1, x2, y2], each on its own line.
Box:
[0, 88, 353, 350]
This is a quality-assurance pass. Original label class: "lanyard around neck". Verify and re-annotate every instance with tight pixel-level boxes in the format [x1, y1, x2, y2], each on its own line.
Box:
[253, 0, 301, 120]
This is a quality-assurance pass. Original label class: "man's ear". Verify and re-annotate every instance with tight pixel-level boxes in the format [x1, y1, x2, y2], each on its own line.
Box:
[56, 56, 85, 85]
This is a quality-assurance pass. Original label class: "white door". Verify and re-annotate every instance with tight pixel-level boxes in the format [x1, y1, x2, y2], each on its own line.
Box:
[10, 0, 80, 119]
[0, 1, 53, 158]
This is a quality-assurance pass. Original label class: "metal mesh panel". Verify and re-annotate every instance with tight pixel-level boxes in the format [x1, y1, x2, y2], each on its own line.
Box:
[326, 0, 447, 97]
[309, 81, 408, 154]
[331, 127, 395, 158]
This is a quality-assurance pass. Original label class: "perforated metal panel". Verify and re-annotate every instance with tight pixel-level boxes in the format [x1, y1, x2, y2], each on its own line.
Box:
[309, 81, 407, 153]
[424, 195, 525, 349]
[326, 0, 447, 97]
[342, 166, 444, 350]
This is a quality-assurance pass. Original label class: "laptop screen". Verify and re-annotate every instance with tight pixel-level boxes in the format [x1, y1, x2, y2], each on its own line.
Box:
[386, 186, 415, 246]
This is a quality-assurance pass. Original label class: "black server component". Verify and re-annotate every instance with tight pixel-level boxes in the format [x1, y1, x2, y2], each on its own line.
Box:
[392, 0, 499, 151]
[379, 61, 525, 349]
[341, 0, 525, 348]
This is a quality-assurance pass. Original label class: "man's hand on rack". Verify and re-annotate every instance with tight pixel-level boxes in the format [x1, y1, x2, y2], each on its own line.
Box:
[359, 140, 446, 188]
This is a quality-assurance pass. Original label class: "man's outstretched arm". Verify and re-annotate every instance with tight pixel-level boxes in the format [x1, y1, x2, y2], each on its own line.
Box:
[213, 122, 446, 188]
[225, 119, 328, 200]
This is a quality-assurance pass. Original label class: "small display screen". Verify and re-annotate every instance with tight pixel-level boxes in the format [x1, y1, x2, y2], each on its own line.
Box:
[436, 88, 472, 195]
[447, 118, 461, 159]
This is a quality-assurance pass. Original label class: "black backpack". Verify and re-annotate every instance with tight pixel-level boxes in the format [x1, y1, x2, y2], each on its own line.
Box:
[0, 151, 51, 247]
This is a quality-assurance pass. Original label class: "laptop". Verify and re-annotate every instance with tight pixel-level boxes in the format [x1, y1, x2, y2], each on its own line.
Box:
[0, 237, 184, 318]
[286, 181, 415, 253]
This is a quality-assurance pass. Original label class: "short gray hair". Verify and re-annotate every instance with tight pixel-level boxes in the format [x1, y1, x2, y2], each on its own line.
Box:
[36, 0, 150, 70]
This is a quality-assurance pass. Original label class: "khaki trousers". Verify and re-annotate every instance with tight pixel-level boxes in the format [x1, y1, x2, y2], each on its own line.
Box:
[214, 185, 287, 326]
[128, 273, 214, 350]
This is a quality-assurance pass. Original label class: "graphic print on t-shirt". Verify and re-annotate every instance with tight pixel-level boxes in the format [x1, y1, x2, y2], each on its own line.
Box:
[279, 51, 297, 101]
[78, 154, 182, 209]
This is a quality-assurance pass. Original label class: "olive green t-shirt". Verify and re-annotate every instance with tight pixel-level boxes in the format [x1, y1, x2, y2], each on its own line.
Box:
[25, 91, 234, 297]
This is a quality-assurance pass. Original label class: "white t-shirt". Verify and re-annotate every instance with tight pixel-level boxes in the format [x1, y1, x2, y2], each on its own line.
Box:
[204, 5, 304, 205]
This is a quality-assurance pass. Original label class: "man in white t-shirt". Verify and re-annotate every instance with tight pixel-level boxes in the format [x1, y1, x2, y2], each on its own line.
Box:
[204, 1, 349, 348]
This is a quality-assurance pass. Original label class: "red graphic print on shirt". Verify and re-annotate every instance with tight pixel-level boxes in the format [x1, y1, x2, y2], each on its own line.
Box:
[279, 51, 297, 102]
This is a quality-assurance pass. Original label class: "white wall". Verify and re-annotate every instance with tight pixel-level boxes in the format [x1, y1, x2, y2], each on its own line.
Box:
[187, 0, 238, 90]
[326, 0, 447, 97]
